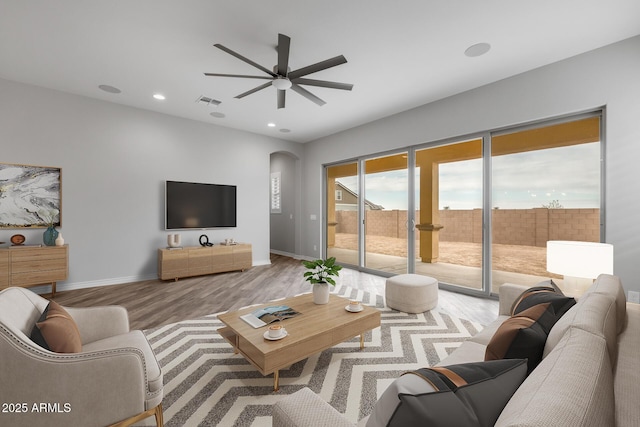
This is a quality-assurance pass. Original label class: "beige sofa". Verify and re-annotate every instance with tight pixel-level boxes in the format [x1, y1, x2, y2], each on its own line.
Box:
[0, 287, 163, 427]
[273, 274, 640, 426]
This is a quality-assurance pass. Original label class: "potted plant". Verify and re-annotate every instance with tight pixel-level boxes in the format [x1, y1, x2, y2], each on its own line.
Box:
[302, 257, 342, 304]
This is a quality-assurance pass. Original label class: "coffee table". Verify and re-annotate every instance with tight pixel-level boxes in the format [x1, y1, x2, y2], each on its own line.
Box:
[217, 293, 381, 391]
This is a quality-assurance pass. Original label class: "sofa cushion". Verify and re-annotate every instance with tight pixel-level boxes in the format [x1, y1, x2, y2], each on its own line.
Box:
[511, 284, 575, 318]
[543, 292, 617, 364]
[30, 301, 82, 353]
[366, 359, 527, 427]
[468, 315, 509, 346]
[496, 327, 614, 427]
[485, 304, 556, 373]
[584, 273, 626, 334]
[437, 340, 489, 367]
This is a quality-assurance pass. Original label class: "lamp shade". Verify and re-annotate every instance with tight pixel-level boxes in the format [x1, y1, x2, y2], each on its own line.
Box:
[547, 240, 613, 279]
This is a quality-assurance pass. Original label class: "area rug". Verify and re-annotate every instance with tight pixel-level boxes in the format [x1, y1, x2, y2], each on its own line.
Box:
[140, 285, 483, 427]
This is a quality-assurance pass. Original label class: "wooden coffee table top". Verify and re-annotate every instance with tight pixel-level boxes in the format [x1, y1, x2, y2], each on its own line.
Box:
[217, 293, 380, 377]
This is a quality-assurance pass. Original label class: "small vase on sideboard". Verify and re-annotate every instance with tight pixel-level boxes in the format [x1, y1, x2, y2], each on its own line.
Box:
[55, 233, 65, 246]
[43, 226, 59, 246]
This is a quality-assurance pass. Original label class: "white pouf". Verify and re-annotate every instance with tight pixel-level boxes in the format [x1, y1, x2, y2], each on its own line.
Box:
[385, 274, 438, 313]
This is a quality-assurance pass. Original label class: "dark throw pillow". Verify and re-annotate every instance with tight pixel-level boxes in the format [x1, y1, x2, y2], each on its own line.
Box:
[370, 359, 527, 427]
[485, 303, 557, 373]
[511, 281, 576, 319]
[30, 301, 82, 353]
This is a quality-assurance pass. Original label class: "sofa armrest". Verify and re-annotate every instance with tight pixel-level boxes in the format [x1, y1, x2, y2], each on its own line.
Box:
[498, 283, 529, 316]
[614, 303, 640, 425]
[273, 387, 355, 427]
[65, 305, 130, 344]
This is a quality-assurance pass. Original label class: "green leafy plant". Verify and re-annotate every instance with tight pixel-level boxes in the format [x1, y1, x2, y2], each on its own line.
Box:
[302, 257, 342, 285]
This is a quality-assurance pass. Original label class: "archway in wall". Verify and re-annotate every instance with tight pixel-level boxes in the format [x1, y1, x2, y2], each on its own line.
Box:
[269, 151, 300, 258]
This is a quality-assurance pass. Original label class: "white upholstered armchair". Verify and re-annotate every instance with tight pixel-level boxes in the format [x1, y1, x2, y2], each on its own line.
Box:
[0, 287, 163, 427]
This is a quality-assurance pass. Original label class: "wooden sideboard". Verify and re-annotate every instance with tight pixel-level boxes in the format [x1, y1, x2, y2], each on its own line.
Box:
[158, 243, 252, 281]
[0, 245, 69, 297]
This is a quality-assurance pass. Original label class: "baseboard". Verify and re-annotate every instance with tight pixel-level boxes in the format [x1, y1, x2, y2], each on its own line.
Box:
[29, 261, 271, 295]
[269, 250, 320, 262]
[29, 273, 159, 295]
[270, 249, 301, 259]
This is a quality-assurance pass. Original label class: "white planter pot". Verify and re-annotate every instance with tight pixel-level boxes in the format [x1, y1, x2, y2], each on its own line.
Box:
[312, 282, 330, 304]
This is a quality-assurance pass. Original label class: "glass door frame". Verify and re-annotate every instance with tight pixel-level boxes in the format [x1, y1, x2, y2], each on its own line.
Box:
[411, 133, 492, 298]
[323, 148, 418, 278]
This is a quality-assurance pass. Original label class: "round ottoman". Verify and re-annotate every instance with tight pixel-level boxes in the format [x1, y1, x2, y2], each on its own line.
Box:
[385, 274, 438, 313]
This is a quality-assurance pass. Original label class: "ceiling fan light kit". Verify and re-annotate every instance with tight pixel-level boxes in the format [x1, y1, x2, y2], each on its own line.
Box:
[272, 77, 292, 90]
[205, 33, 353, 109]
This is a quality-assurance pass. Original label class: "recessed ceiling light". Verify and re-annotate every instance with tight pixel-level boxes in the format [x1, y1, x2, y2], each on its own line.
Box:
[267, 123, 276, 127]
[464, 42, 491, 58]
[98, 84, 121, 94]
[279, 128, 291, 133]
[153, 93, 166, 100]
[210, 112, 226, 118]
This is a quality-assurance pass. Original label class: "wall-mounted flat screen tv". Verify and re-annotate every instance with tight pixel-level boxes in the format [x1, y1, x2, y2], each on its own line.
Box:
[165, 180, 237, 229]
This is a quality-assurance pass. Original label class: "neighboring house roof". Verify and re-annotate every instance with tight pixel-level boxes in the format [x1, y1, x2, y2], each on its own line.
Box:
[335, 182, 384, 210]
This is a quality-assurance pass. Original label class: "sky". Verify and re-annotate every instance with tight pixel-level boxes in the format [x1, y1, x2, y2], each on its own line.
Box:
[337, 142, 600, 210]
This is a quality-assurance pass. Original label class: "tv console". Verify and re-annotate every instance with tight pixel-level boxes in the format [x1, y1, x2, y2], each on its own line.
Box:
[157, 243, 252, 281]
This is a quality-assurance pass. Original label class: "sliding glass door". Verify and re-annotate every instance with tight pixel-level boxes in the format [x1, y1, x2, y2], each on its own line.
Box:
[324, 112, 604, 297]
[363, 153, 409, 273]
[326, 162, 359, 266]
[490, 116, 602, 293]
[414, 138, 484, 291]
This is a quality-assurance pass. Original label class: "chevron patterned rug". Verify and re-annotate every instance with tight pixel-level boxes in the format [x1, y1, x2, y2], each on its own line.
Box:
[140, 285, 483, 427]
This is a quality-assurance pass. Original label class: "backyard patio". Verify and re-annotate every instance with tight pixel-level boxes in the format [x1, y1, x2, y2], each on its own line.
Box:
[330, 233, 561, 292]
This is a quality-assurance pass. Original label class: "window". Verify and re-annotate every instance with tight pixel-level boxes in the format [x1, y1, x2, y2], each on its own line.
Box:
[270, 172, 281, 213]
[335, 189, 343, 201]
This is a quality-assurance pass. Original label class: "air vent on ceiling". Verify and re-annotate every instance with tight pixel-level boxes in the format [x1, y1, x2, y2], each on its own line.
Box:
[196, 95, 221, 106]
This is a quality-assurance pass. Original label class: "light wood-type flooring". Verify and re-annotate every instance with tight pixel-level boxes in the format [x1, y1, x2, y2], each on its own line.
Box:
[53, 254, 499, 331]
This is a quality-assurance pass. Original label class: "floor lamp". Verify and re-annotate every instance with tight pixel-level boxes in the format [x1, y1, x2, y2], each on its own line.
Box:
[546, 240, 614, 295]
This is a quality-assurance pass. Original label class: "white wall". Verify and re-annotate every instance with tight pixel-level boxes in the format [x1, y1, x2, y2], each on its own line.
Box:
[0, 78, 303, 291]
[302, 35, 640, 295]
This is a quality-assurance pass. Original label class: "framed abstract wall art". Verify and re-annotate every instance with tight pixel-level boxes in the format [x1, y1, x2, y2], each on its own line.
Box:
[0, 163, 62, 228]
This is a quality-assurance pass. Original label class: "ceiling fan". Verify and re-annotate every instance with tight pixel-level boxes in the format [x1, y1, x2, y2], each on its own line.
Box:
[204, 33, 353, 109]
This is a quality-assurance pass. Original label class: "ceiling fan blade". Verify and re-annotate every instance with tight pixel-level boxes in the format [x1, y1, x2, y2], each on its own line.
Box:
[214, 43, 277, 77]
[288, 55, 348, 79]
[277, 90, 286, 109]
[235, 82, 272, 99]
[204, 73, 272, 80]
[292, 78, 353, 91]
[277, 34, 291, 76]
[291, 84, 326, 106]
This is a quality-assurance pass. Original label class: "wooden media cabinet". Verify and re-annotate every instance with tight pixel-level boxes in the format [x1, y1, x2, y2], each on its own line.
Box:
[158, 243, 252, 281]
[0, 245, 69, 297]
